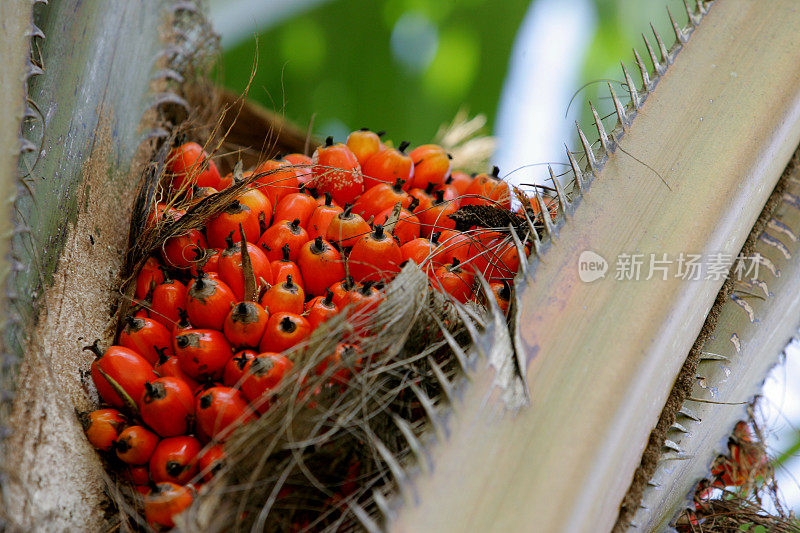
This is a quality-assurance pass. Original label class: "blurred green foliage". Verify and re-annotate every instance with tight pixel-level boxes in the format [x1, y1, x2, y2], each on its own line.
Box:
[220, 0, 530, 144]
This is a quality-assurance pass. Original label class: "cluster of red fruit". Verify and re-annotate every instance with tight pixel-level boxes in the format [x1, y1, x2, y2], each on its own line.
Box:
[80, 129, 552, 528]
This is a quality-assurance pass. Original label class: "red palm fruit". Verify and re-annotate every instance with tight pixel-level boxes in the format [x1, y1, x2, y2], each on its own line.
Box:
[144, 482, 194, 528]
[218, 234, 273, 300]
[375, 197, 421, 246]
[311, 136, 363, 205]
[418, 190, 457, 237]
[241, 353, 293, 413]
[325, 204, 371, 249]
[162, 229, 208, 269]
[149, 435, 202, 484]
[171, 308, 193, 337]
[154, 350, 202, 393]
[186, 273, 236, 330]
[461, 166, 511, 209]
[518, 193, 558, 221]
[259, 313, 311, 353]
[119, 316, 173, 366]
[296, 237, 345, 296]
[349, 225, 403, 283]
[136, 257, 164, 300]
[151, 271, 188, 329]
[195, 386, 254, 441]
[85, 341, 157, 411]
[307, 193, 343, 240]
[223, 302, 269, 349]
[435, 229, 472, 265]
[408, 144, 451, 189]
[223, 349, 257, 387]
[461, 230, 505, 277]
[361, 141, 413, 190]
[167, 142, 221, 191]
[328, 276, 356, 308]
[260, 274, 304, 315]
[174, 329, 233, 381]
[140, 378, 195, 437]
[80, 408, 126, 452]
[115, 425, 159, 465]
[189, 247, 221, 278]
[238, 188, 273, 233]
[446, 170, 473, 195]
[305, 289, 338, 330]
[197, 444, 226, 482]
[257, 218, 309, 262]
[408, 182, 436, 214]
[273, 190, 318, 227]
[432, 258, 475, 303]
[270, 244, 303, 286]
[316, 343, 363, 384]
[122, 465, 150, 485]
[435, 182, 461, 204]
[146, 202, 184, 230]
[485, 239, 525, 282]
[284, 153, 313, 166]
[254, 159, 300, 206]
[205, 199, 260, 249]
[346, 281, 383, 321]
[352, 178, 411, 220]
[401, 231, 441, 267]
[346, 128, 384, 166]
[489, 281, 511, 314]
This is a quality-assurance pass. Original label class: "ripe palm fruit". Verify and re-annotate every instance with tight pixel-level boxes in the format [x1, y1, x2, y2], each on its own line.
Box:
[166, 142, 221, 191]
[408, 144, 451, 189]
[223, 302, 269, 349]
[135, 257, 164, 300]
[195, 386, 255, 441]
[186, 273, 236, 330]
[149, 435, 202, 484]
[144, 482, 195, 529]
[270, 244, 303, 286]
[446, 170, 473, 195]
[218, 234, 273, 300]
[489, 280, 511, 314]
[316, 343, 363, 384]
[80, 408, 127, 452]
[150, 270, 188, 329]
[254, 159, 300, 206]
[328, 276, 356, 308]
[257, 218, 309, 262]
[296, 236, 345, 296]
[375, 198, 421, 246]
[345, 282, 384, 327]
[140, 378, 195, 437]
[173, 329, 233, 381]
[197, 444, 225, 482]
[85, 341, 157, 411]
[432, 258, 475, 303]
[418, 190, 458, 237]
[273, 188, 319, 227]
[260, 274, 305, 315]
[310, 136, 363, 205]
[346, 128, 384, 166]
[223, 349, 257, 387]
[461, 166, 511, 209]
[118, 316, 173, 366]
[349, 225, 403, 283]
[162, 229, 208, 269]
[352, 178, 411, 220]
[115, 425, 159, 465]
[325, 204, 371, 249]
[306, 193, 343, 240]
[154, 350, 201, 393]
[259, 312, 311, 353]
[241, 353, 293, 413]
[361, 141, 413, 190]
[205, 199, 261, 249]
[305, 289, 338, 330]
[401, 231, 441, 267]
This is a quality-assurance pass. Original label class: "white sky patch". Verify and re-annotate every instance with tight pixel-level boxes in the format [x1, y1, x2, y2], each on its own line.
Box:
[493, 0, 595, 188]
